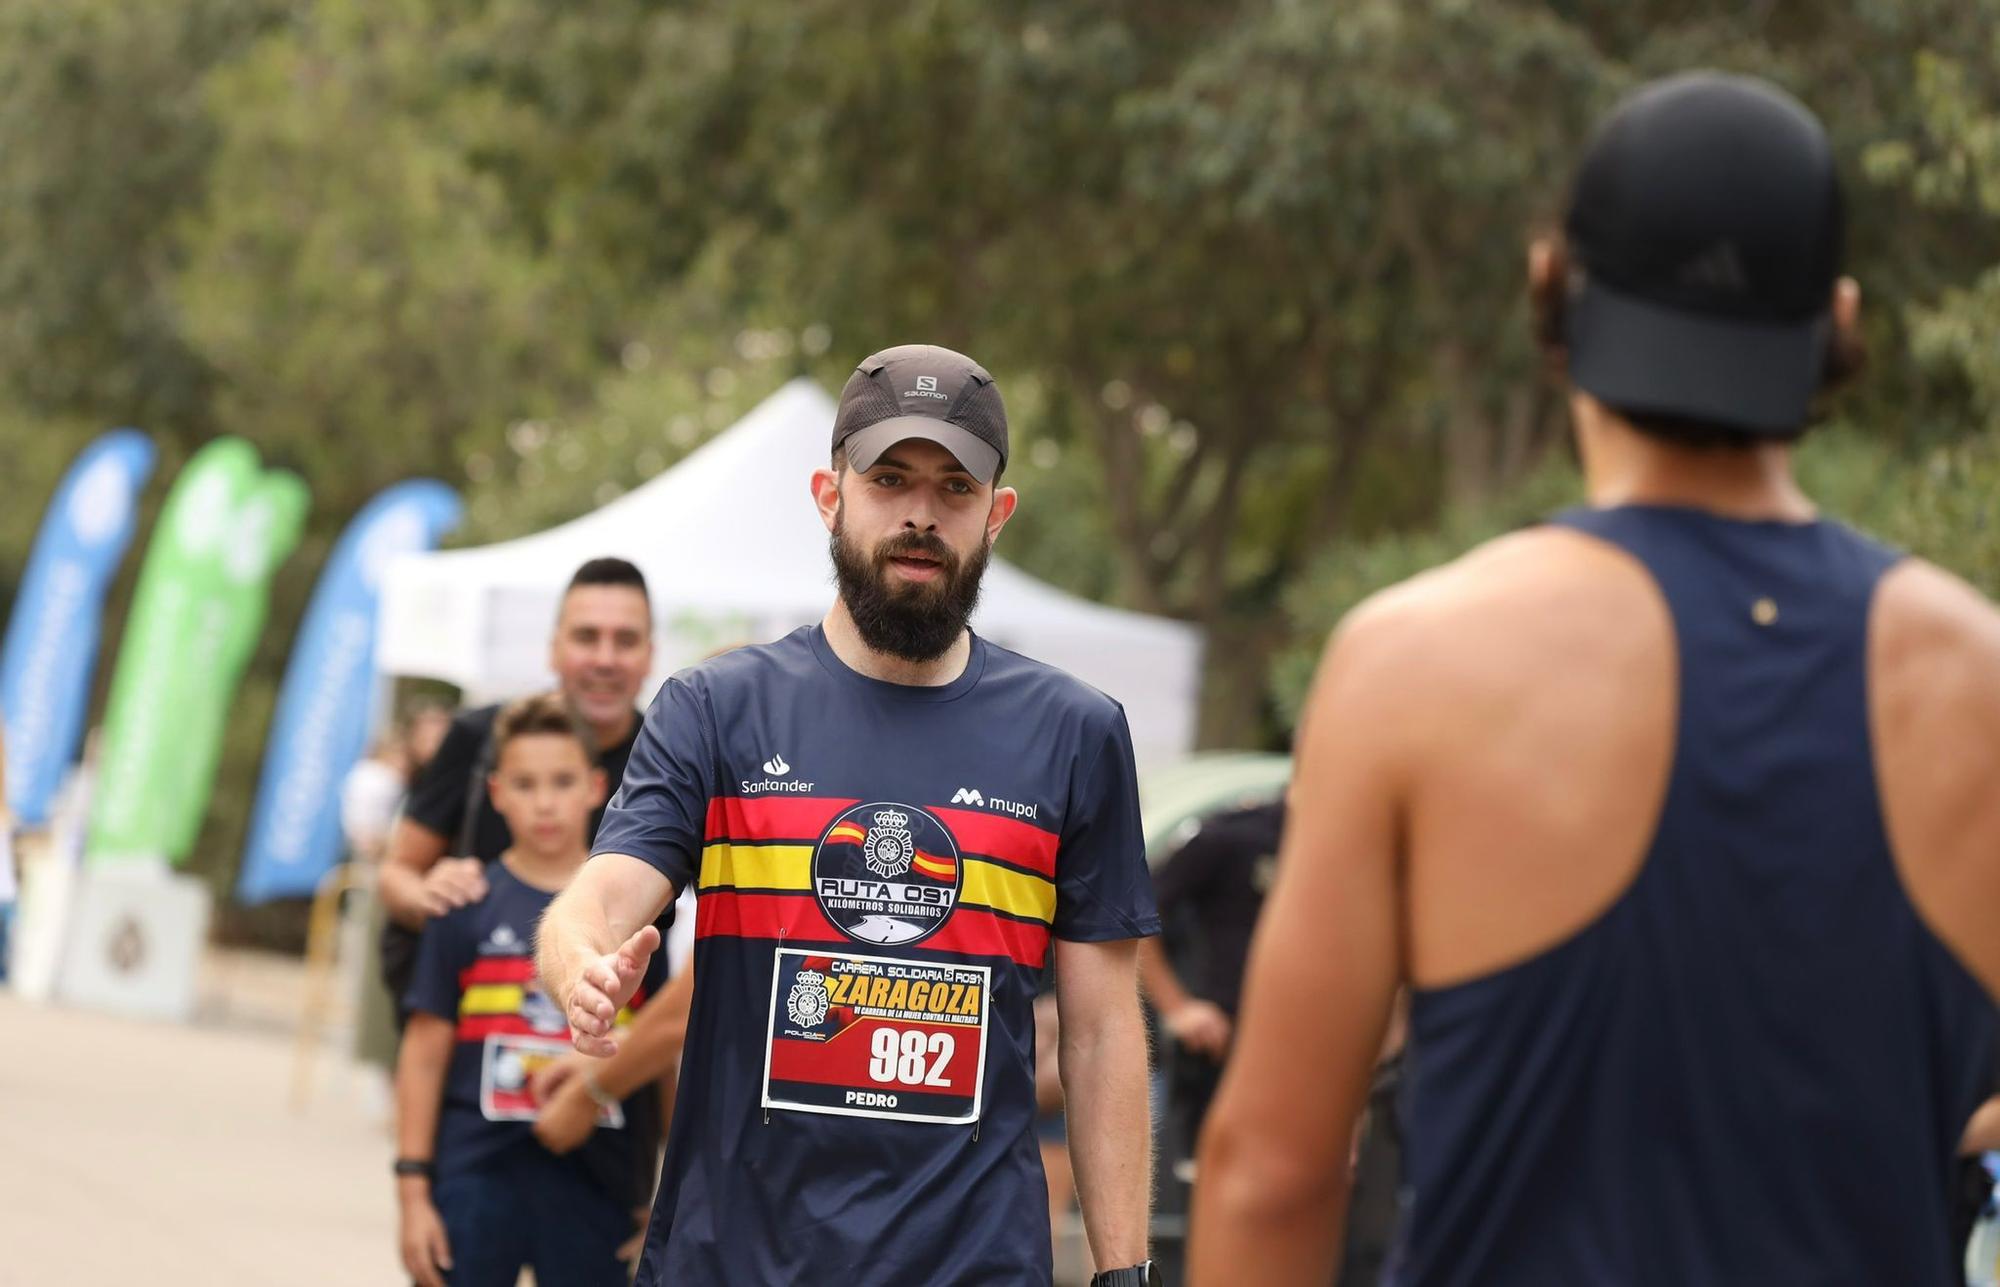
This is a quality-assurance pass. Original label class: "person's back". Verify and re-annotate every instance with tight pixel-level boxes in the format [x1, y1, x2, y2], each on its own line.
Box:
[1373, 509, 1998, 1283]
[1190, 73, 2000, 1286]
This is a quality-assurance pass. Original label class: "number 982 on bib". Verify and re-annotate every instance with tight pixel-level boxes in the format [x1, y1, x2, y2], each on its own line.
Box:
[762, 948, 991, 1125]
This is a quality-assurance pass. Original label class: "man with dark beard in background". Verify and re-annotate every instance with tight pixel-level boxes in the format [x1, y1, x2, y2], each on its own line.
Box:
[538, 344, 1162, 1287]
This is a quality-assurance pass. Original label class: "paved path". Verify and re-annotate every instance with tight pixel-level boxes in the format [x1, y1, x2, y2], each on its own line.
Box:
[0, 983, 400, 1286]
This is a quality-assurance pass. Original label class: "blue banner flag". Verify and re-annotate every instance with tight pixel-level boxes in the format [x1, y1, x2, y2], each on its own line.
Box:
[235, 480, 462, 903]
[1, 430, 156, 826]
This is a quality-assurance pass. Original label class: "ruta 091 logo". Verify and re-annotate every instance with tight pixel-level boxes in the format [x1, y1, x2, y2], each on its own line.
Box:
[813, 802, 962, 946]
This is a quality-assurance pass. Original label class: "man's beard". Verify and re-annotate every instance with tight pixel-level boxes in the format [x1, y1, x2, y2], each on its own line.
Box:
[830, 512, 991, 664]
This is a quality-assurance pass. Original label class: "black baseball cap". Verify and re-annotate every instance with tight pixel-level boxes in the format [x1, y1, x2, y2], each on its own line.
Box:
[1563, 72, 1844, 435]
[832, 344, 1008, 485]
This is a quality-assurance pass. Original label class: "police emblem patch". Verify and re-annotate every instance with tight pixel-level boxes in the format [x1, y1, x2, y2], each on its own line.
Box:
[863, 808, 915, 878]
[786, 967, 831, 1029]
[814, 801, 962, 947]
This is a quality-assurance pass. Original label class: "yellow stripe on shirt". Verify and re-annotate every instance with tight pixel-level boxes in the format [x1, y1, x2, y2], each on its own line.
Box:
[959, 859, 1056, 925]
[699, 843, 814, 892]
[459, 983, 524, 1016]
[700, 842, 1054, 925]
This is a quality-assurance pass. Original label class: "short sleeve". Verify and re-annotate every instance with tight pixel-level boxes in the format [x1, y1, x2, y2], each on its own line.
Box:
[402, 710, 486, 840]
[404, 905, 475, 1021]
[589, 677, 717, 894]
[1052, 704, 1161, 942]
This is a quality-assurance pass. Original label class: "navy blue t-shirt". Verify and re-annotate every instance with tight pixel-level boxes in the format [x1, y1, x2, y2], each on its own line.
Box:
[592, 625, 1160, 1286]
[405, 862, 669, 1202]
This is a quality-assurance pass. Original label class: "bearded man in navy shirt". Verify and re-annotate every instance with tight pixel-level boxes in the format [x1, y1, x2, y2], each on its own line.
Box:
[539, 344, 1162, 1287]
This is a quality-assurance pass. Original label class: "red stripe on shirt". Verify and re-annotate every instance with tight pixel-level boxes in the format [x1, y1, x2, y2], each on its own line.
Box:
[457, 956, 537, 988]
[704, 796, 862, 843]
[455, 1014, 543, 1041]
[929, 806, 1059, 880]
[695, 890, 1049, 969]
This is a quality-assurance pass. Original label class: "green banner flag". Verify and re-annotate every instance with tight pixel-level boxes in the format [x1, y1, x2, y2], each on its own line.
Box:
[90, 439, 310, 865]
[162, 469, 309, 859]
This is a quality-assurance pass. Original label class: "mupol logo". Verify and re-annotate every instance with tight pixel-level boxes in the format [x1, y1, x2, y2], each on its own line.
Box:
[949, 787, 1038, 821]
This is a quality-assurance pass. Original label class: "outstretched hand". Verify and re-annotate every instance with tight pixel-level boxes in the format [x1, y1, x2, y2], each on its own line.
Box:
[565, 924, 661, 1057]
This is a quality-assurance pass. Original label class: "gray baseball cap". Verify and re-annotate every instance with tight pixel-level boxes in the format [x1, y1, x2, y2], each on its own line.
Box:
[831, 344, 1008, 485]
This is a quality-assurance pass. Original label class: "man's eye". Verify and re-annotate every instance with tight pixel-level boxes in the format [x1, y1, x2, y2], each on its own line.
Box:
[948, 480, 973, 495]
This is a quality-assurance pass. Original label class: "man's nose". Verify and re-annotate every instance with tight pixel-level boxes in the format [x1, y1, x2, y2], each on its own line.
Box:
[900, 492, 941, 533]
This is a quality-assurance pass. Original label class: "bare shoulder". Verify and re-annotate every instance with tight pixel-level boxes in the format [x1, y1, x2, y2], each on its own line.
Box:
[1871, 558, 2000, 781]
[1873, 557, 2000, 687]
[1871, 558, 2000, 996]
[1303, 524, 1666, 760]
[1319, 525, 1662, 693]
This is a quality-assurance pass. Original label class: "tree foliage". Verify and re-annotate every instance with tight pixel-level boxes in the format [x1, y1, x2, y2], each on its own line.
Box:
[0, 0, 1994, 914]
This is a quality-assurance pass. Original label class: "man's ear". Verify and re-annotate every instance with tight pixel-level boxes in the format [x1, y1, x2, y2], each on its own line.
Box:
[1832, 276, 1860, 333]
[1822, 275, 1867, 389]
[1527, 235, 1571, 378]
[985, 486, 1019, 546]
[811, 467, 842, 535]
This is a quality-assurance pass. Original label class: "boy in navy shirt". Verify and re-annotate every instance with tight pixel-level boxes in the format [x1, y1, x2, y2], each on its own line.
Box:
[395, 694, 666, 1287]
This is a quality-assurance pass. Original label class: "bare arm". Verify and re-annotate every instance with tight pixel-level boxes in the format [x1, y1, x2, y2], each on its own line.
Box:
[1054, 935, 1152, 1271]
[1139, 937, 1231, 1061]
[536, 852, 675, 1056]
[394, 1013, 457, 1287]
[1136, 937, 1189, 1014]
[379, 818, 452, 929]
[1965, 1096, 2000, 1155]
[1189, 622, 1405, 1284]
[395, 1012, 455, 1168]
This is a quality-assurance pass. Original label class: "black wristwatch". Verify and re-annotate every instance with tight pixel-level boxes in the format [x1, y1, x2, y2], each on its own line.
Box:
[392, 1158, 435, 1179]
[1089, 1264, 1160, 1287]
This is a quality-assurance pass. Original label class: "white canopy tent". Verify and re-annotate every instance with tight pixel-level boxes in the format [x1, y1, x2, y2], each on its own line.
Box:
[376, 380, 1204, 766]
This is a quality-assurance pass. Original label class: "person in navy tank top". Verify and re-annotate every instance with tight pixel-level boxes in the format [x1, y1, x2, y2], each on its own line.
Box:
[537, 344, 1164, 1287]
[1192, 73, 2000, 1286]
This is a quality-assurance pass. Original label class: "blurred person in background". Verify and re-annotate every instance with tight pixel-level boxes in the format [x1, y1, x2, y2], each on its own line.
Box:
[1192, 72, 2000, 1285]
[377, 555, 673, 1235]
[1146, 798, 1401, 1286]
[378, 556, 656, 981]
[395, 694, 667, 1286]
[343, 700, 452, 868]
[348, 700, 453, 1076]
[1142, 800, 1283, 1132]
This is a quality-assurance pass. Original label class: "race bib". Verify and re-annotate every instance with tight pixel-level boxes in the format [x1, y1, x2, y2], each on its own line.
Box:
[479, 1033, 625, 1129]
[762, 948, 989, 1125]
